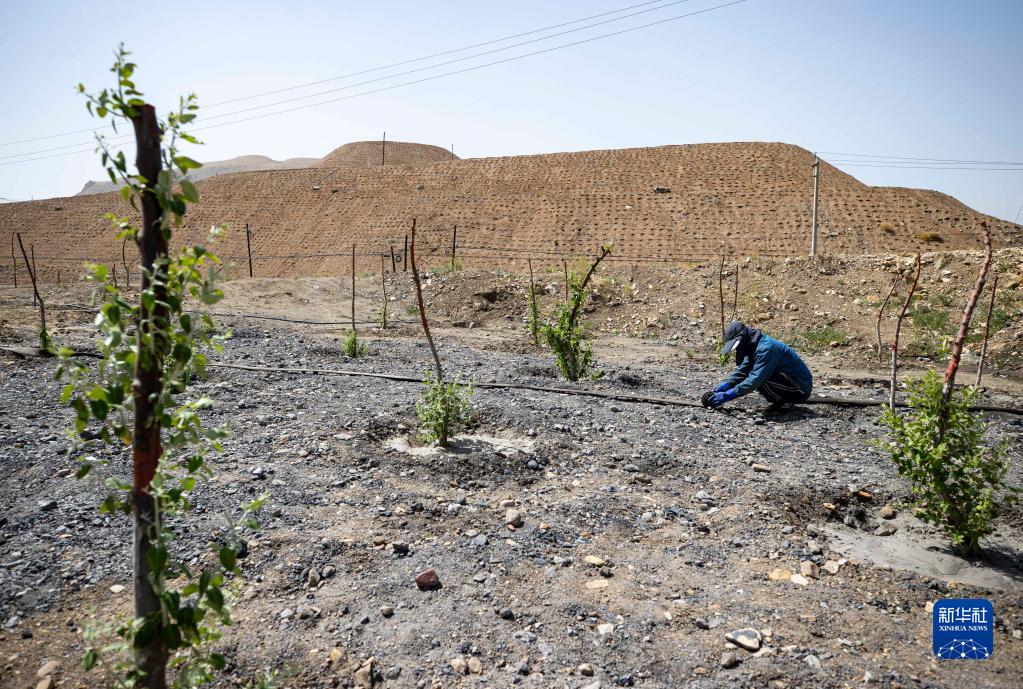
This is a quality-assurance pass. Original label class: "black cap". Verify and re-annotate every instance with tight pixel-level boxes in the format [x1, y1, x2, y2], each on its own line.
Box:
[721, 320, 745, 356]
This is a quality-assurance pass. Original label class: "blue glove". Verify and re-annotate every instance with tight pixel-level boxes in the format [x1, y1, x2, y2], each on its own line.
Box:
[713, 382, 731, 393]
[708, 388, 738, 408]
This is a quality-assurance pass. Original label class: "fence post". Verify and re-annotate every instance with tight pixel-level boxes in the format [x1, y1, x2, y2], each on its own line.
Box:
[403, 234, 408, 272]
[562, 259, 569, 301]
[245, 223, 254, 278]
[810, 154, 820, 257]
[112, 262, 119, 290]
[10, 233, 16, 288]
[122, 236, 131, 288]
[16, 233, 47, 349]
[350, 243, 356, 335]
[31, 245, 38, 305]
[380, 253, 388, 329]
[451, 225, 457, 270]
[390, 244, 397, 273]
[890, 254, 921, 408]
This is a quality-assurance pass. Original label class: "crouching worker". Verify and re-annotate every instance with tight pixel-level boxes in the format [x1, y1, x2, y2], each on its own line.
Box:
[704, 320, 813, 410]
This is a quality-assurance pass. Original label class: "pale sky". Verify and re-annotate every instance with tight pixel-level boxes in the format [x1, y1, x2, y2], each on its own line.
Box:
[1, 0, 1021, 223]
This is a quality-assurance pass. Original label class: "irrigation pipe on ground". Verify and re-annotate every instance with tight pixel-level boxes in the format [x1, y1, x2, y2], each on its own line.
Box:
[204, 361, 1023, 416]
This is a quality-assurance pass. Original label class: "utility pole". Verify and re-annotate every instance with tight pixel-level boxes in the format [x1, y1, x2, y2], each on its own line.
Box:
[810, 154, 820, 257]
[245, 224, 253, 278]
[382, 131, 386, 166]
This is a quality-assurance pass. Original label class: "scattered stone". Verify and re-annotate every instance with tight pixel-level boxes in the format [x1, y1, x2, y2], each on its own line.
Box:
[823, 560, 841, 575]
[804, 654, 822, 671]
[880, 504, 897, 519]
[385, 667, 401, 680]
[380, 605, 394, 618]
[585, 579, 609, 589]
[242, 587, 258, 601]
[415, 568, 442, 591]
[799, 561, 820, 579]
[578, 663, 595, 676]
[109, 584, 126, 594]
[725, 628, 762, 652]
[751, 463, 772, 473]
[597, 622, 615, 636]
[322, 565, 336, 578]
[467, 657, 483, 674]
[768, 568, 792, 581]
[584, 555, 607, 567]
[296, 605, 320, 619]
[450, 657, 468, 674]
[498, 607, 515, 620]
[307, 568, 321, 588]
[279, 607, 294, 620]
[36, 678, 53, 689]
[353, 657, 374, 688]
[505, 509, 524, 528]
[720, 651, 740, 669]
[514, 660, 531, 675]
[37, 499, 57, 512]
[874, 523, 898, 537]
[391, 542, 410, 555]
[925, 601, 935, 613]
[37, 660, 59, 678]
[790, 573, 809, 586]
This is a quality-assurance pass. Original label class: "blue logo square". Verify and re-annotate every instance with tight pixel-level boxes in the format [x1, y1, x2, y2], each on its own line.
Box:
[933, 598, 994, 660]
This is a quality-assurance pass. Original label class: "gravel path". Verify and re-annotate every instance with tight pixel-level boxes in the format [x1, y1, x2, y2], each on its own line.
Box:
[2, 321, 1021, 688]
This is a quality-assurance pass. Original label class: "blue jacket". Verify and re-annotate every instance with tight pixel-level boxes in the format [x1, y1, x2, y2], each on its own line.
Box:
[721, 333, 813, 398]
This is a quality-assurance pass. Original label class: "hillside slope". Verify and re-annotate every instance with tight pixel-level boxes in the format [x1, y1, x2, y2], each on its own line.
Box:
[3, 142, 1019, 281]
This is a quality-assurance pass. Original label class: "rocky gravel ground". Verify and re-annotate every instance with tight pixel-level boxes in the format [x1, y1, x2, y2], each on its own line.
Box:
[2, 311, 1023, 689]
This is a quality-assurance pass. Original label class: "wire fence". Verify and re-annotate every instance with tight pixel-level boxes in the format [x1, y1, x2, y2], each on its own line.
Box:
[0, 230, 789, 287]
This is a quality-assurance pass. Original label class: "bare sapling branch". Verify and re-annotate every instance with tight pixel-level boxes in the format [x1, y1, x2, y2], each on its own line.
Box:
[975, 275, 998, 389]
[16, 233, 49, 351]
[942, 222, 993, 407]
[410, 218, 443, 383]
[889, 254, 921, 408]
[876, 275, 899, 363]
[718, 255, 726, 342]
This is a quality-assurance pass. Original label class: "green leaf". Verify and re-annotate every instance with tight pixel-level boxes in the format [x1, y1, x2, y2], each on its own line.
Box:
[217, 547, 236, 571]
[83, 648, 98, 671]
[75, 462, 93, 479]
[174, 156, 202, 171]
[180, 179, 199, 203]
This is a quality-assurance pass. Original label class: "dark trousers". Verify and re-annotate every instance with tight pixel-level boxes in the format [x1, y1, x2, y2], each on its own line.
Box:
[758, 371, 810, 405]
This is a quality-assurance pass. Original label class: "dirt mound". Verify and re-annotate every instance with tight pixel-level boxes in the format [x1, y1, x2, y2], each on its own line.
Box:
[76, 153, 319, 195]
[318, 140, 457, 168]
[4, 142, 1020, 283]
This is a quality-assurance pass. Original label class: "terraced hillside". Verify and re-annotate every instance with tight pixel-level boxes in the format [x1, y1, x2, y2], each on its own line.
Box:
[1, 142, 1018, 281]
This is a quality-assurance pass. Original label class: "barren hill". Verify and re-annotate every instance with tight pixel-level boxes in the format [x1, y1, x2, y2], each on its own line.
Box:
[76, 153, 320, 196]
[318, 141, 457, 168]
[3, 142, 1019, 281]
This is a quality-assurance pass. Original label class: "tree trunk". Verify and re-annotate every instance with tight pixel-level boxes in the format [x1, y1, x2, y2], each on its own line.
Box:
[939, 222, 993, 435]
[130, 104, 169, 689]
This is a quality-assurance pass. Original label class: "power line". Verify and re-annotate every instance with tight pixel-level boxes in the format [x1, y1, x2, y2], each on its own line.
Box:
[818, 151, 1023, 166]
[825, 161, 1023, 171]
[1, 0, 698, 162]
[0, 0, 681, 149]
[0, 0, 749, 167]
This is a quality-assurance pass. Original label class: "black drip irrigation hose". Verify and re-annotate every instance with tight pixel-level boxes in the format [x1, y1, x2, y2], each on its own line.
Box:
[204, 361, 1023, 416]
